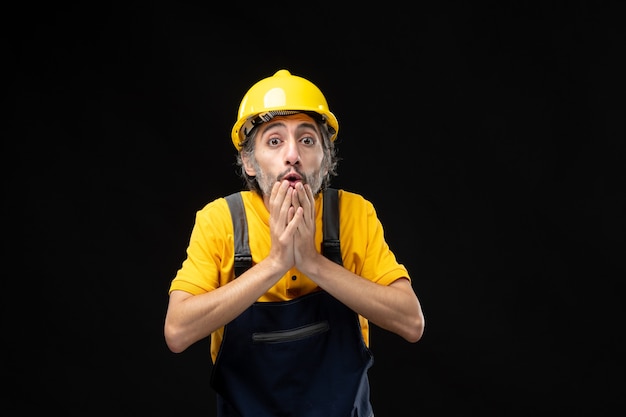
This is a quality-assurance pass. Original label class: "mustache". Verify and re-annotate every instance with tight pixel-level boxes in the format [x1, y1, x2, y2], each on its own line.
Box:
[276, 167, 307, 184]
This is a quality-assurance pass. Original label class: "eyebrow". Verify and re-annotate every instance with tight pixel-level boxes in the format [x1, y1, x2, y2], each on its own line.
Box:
[262, 122, 320, 134]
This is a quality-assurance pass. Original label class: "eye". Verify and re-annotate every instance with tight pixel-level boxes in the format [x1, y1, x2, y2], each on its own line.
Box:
[300, 136, 315, 146]
[268, 137, 281, 147]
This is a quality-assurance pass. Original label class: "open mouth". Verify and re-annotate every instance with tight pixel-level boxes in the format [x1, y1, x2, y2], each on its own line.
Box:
[283, 172, 303, 187]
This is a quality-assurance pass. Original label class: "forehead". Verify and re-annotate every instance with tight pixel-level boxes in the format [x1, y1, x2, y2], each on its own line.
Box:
[259, 113, 319, 132]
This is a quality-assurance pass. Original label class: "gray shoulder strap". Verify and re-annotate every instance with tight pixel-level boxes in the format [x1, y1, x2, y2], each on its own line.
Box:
[225, 192, 252, 277]
[322, 188, 343, 266]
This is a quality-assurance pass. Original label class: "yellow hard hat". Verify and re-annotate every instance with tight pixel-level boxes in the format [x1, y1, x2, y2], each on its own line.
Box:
[231, 69, 339, 150]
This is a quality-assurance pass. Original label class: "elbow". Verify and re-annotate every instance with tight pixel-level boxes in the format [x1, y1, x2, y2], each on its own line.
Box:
[405, 324, 424, 343]
[166, 341, 186, 354]
[164, 322, 189, 354]
[404, 314, 425, 343]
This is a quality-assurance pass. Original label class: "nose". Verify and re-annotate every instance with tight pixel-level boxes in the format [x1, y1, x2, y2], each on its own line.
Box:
[284, 138, 300, 166]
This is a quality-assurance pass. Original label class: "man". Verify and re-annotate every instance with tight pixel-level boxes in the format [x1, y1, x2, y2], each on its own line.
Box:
[164, 69, 425, 416]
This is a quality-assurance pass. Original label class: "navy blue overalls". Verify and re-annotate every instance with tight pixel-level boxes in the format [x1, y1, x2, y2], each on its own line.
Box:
[210, 189, 374, 417]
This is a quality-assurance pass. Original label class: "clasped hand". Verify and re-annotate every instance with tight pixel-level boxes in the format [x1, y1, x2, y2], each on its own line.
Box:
[268, 180, 318, 271]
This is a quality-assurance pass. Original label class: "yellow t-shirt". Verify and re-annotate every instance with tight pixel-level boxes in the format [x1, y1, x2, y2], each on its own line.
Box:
[169, 189, 410, 363]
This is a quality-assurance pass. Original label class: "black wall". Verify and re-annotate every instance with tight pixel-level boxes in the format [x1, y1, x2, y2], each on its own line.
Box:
[6, 2, 625, 416]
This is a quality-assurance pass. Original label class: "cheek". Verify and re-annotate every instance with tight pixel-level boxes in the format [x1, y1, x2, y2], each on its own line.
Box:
[314, 153, 325, 168]
[248, 150, 278, 177]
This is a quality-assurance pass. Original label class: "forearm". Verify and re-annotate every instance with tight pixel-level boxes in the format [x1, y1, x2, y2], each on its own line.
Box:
[300, 253, 425, 343]
[164, 258, 287, 353]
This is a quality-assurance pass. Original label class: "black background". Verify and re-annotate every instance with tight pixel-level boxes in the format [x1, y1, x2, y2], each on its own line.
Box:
[6, 1, 625, 416]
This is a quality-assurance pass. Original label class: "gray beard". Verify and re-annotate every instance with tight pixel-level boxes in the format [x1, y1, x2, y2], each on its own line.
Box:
[255, 166, 324, 197]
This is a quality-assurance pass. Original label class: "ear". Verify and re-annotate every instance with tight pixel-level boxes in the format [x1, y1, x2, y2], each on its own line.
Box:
[241, 153, 257, 176]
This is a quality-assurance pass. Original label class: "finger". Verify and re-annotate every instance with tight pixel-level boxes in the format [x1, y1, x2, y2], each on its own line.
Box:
[287, 206, 304, 235]
[298, 183, 315, 220]
[269, 181, 282, 209]
[291, 184, 302, 211]
[287, 205, 296, 223]
[270, 181, 291, 227]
